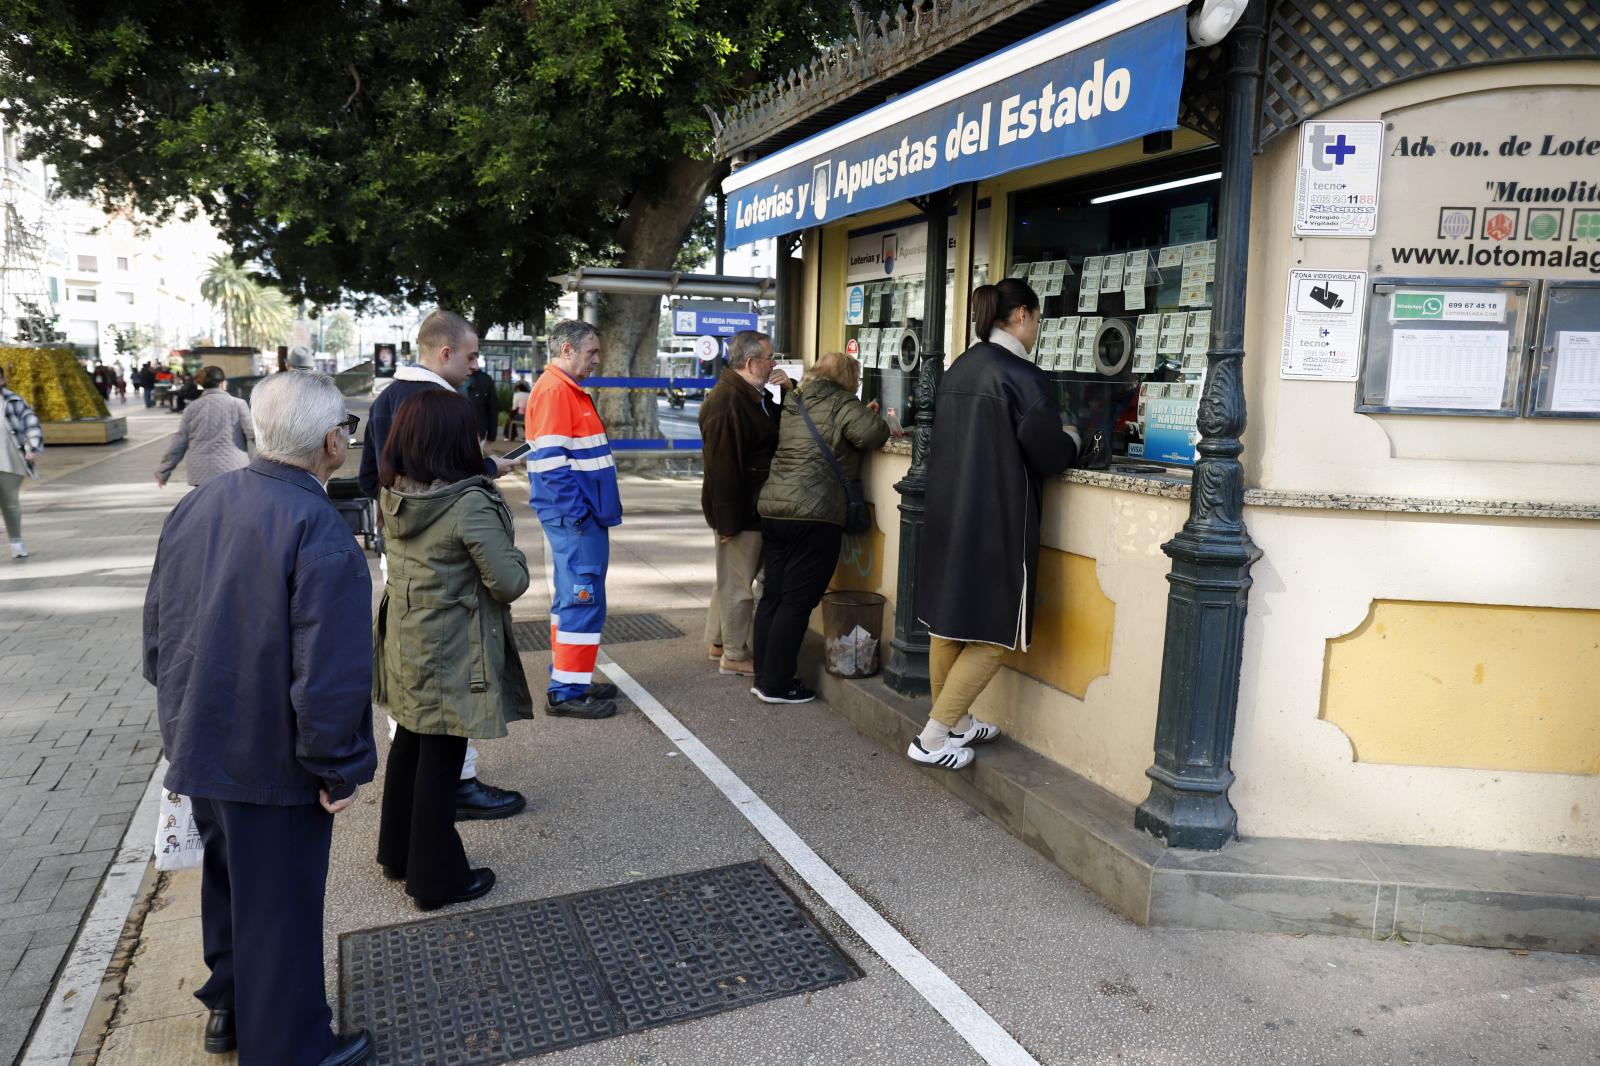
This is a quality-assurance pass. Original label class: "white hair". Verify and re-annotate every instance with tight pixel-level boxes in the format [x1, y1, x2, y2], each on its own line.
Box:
[251, 371, 344, 465]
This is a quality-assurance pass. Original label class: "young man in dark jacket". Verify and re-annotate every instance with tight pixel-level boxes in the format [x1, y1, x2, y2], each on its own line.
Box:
[358, 309, 522, 819]
[462, 352, 499, 442]
[143, 371, 376, 1066]
[698, 330, 790, 675]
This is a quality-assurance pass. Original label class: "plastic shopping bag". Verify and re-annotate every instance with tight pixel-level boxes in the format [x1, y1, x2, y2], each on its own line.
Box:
[153, 790, 204, 871]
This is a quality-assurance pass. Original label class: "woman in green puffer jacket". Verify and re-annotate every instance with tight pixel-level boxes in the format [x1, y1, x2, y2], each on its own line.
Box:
[372, 390, 532, 911]
[751, 351, 889, 704]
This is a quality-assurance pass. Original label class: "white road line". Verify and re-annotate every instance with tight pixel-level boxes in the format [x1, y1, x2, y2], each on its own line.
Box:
[597, 656, 1041, 1066]
[20, 760, 166, 1066]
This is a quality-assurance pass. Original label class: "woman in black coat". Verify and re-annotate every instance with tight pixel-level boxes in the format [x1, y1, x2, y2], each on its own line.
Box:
[909, 278, 1079, 770]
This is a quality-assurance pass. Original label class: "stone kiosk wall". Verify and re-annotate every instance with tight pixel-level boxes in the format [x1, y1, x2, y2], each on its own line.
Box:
[1234, 64, 1600, 857]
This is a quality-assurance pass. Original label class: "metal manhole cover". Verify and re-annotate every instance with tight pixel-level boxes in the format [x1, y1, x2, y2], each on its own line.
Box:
[339, 861, 857, 1065]
[511, 612, 683, 652]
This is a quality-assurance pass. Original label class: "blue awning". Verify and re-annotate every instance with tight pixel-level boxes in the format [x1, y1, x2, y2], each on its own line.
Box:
[721, 0, 1189, 247]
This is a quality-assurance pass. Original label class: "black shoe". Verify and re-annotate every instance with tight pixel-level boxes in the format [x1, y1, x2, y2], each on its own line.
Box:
[750, 680, 816, 704]
[319, 1028, 373, 1066]
[379, 863, 404, 882]
[546, 691, 618, 718]
[415, 868, 496, 912]
[453, 778, 526, 821]
[585, 681, 620, 700]
[203, 1008, 235, 1054]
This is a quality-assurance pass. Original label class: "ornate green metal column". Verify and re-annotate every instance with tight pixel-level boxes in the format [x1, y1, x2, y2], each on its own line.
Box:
[884, 188, 953, 697]
[1134, 2, 1267, 850]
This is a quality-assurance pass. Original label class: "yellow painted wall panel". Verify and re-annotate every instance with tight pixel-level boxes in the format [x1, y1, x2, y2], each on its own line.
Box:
[1002, 548, 1114, 699]
[1322, 600, 1600, 775]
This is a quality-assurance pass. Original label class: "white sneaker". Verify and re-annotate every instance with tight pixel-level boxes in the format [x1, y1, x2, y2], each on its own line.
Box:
[906, 737, 974, 770]
[948, 717, 1001, 748]
[9, 540, 26, 559]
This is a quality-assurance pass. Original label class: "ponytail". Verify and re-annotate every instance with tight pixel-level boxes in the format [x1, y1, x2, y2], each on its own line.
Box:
[971, 285, 999, 343]
[972, 277, 1040, 343]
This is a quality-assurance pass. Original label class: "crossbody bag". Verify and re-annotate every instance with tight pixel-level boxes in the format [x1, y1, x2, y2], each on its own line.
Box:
[793, 396, 871, 535]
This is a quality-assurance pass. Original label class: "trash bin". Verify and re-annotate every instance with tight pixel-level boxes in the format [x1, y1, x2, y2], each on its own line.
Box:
[821, 590, 887, 678]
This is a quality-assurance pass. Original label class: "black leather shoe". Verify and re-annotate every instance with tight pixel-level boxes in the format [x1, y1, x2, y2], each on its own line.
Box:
[453, 778, 526, 821]
[415, 867, 496, 912]
[585, 681, 620, 700]
[318, 1028, 373, 1066]
[203, 1008, 235, 1054]
[547, 692, 618, 719]
[379, 863, 404, 882]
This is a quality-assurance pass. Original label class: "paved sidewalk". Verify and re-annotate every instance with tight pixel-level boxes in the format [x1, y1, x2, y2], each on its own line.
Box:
[75, 465, 1600, 1066]
[1, 405, 185, 1066]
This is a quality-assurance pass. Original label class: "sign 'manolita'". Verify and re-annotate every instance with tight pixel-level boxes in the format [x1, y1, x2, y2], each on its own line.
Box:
[724, 5, 1187, 247]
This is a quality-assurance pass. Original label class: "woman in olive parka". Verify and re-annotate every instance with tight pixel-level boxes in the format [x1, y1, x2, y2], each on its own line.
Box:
[373, 390, 532, 911]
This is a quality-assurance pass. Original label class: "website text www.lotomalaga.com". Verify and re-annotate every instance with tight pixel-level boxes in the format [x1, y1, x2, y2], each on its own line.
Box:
[1389, 242, 1600, 273]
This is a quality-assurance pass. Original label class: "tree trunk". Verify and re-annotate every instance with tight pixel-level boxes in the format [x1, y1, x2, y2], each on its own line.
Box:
[595, 152, 725, 441]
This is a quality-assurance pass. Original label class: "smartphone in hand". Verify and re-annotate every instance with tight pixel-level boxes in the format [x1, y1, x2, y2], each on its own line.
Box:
[501, 440, 533, 462]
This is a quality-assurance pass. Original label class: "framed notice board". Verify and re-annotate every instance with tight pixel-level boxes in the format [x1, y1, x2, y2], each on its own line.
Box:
[1355, 278, 1536, 417]
[1527, 281, 1600, 419]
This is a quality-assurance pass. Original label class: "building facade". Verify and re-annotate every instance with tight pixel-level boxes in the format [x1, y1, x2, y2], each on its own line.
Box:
[1, 112, 224, 364]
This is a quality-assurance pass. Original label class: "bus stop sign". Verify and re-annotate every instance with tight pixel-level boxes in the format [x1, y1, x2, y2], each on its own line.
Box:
[672, 303, 759, 337]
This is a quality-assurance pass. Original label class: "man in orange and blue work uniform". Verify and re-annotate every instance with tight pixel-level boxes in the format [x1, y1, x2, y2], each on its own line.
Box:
[526, 319, 624, 718]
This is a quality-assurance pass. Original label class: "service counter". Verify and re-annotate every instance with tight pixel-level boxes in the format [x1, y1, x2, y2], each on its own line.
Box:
[840, 441, 1191, 807]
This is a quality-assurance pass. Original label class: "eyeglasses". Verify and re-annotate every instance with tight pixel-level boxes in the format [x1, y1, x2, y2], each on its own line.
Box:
[333, 414, 360, 436]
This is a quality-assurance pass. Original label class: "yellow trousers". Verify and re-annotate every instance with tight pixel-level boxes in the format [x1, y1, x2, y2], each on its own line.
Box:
[928, 636, 1006, 728]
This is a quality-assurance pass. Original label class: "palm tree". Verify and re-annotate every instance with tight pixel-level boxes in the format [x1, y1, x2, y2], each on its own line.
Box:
[199, 255, 295, 350]
[238, 286, 294, 351]
[198, 255, 254, 346]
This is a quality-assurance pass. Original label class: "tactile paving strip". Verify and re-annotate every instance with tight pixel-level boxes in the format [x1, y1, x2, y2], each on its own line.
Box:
[510, 612, 684, 653]
[339, 862, 857, 1065]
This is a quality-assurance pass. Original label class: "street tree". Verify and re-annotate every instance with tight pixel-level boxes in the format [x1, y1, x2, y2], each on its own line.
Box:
[321, 311, 356, 359]
[0, 0, 849, 437]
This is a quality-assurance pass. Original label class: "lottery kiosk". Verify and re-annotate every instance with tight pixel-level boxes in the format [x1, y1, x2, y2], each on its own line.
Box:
[716, 0, 1600, 938]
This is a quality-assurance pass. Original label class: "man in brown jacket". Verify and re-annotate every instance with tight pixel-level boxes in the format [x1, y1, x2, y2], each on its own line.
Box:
[699, 330, 791, 675]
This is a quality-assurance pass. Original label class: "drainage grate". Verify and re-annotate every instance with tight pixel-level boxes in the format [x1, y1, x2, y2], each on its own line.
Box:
[511, 612, 684, 653]
[339, 862, 857, 1065]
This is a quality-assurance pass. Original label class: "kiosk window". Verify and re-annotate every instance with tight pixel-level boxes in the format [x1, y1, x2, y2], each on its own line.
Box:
[1528, 281, 1600, 419]
[1008, 152, 1221, 467]
[846, 215, 959, 427]
[1356, 278, 1535, 417]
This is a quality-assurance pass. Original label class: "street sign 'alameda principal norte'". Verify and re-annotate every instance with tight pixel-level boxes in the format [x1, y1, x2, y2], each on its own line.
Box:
[721, 0, 1188, 247]
[672, 303, 760, 337]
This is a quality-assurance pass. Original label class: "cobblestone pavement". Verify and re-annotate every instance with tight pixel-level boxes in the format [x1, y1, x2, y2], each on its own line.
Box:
[0, 407, 185, 1066]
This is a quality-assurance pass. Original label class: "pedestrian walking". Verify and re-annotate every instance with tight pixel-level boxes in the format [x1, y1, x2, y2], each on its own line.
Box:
[91, 360, 114, 399]
[114, 366, 127, 403]
[1, 364, 43, 559]
[910, 279, 1080, 770]
[504, 380, 530, 440]
[142, 370, 376, 1066]
[699, 329, 790, 677]
[154, 366, 255, 488]
[526, 318, 623, 719]
[462, 351, 499, 443]
[373, 390, 532, 910]
[358, 308, 523, 819]
[751, 351, 888, 704]
[139, 362, 156, 407]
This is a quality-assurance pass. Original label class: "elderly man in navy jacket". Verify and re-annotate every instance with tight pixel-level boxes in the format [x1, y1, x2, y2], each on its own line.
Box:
[143, 371, 377, 1066]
